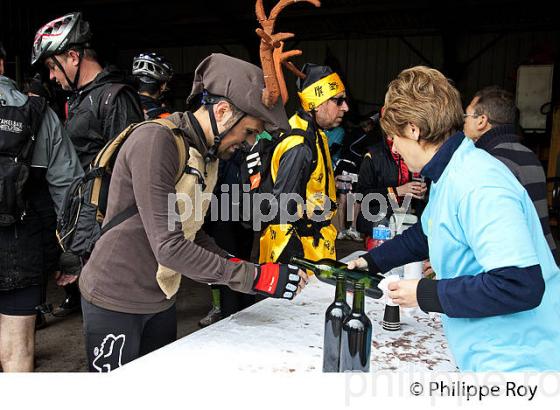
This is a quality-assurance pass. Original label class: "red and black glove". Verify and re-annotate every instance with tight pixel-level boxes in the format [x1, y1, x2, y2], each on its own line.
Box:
[252, 263, 301, 300]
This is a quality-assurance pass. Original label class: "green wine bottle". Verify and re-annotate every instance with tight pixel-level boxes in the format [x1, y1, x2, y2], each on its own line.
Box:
[289, 256, 384, 299]
[323, 273, 351, 372]
[339, 282, 372, 372]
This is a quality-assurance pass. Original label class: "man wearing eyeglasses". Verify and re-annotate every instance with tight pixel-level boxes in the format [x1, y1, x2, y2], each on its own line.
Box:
[464, 86, 558, 264]
[259, 64, 349, 264]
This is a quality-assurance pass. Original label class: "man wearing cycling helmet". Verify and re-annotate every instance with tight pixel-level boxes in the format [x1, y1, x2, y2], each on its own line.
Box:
[77, 54, 308, 372]
[32, 12, 143, 316]
[132, 52, 174, 119]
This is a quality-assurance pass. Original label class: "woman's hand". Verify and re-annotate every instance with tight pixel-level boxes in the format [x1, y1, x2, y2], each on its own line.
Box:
[346, 257, 368, 270]
[387, 279, 420, 307]
[396, 181, 427, 199]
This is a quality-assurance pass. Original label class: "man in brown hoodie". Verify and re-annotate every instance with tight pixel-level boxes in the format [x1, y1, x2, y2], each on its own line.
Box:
[78, 54, 308, 372]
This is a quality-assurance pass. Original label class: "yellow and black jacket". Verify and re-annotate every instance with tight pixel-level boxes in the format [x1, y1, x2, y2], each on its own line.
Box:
[259, 111, 337, 264]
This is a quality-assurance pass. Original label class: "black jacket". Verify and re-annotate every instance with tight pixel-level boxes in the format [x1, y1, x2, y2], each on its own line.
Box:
[355, 139, 402, 235]
[66, 67, 143, 168]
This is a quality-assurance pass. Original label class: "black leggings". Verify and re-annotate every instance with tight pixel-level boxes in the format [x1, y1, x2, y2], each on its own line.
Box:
[81, 298, 176, 372]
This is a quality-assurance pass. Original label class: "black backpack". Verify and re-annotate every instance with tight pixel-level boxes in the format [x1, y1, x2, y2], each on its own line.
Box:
[0, 96, 46, 226]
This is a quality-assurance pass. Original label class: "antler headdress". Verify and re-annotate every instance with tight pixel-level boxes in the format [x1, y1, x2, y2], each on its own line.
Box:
[256, 0, 321, 108]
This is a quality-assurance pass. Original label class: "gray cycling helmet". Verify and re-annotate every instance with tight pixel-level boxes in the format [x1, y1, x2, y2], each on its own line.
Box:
[31, 12, 92, 65]
[132, 52, 174, 84]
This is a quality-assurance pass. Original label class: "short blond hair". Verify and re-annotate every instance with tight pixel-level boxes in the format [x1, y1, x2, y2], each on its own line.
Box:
[380, 66, 463, 146]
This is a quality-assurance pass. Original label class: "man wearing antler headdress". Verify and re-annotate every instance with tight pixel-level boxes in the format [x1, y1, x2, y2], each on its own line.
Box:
[250, 0, 349, 264]
[258, 63, 349, 264]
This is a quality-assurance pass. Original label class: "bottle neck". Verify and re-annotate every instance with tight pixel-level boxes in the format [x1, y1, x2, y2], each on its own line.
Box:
[290, 256, 318, 273]
[334, 275, 347, 303]
[352, 286, 365, 314]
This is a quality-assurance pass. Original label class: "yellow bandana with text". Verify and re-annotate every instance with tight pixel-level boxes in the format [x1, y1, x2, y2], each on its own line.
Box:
[297, 72, 345, 111]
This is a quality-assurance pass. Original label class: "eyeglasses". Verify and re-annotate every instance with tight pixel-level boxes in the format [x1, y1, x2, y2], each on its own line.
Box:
[329, 96, 347, 107]
[463, 113, 479, 119]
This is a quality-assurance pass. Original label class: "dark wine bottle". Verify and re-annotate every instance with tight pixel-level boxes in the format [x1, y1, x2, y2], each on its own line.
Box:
[339, 282, 372, 372]
[323, 273, 351, 372]
[289, 256, 384, 299]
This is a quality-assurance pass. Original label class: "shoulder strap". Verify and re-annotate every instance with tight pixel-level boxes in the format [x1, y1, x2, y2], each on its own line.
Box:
[18, 96, 47, 163]
[97, 118, 188, 238]
[149, 118, 188, 183]
[99, 204, 138, 236]
[98, 83, 128, 120]
[27, 96, 47, 136]
[89, 121, 145, 210]
[289, 127, 319, 182]
[314, 128, 333, 200]
[290, 127, 318, 162]
[91, 121, 141, 168]
[289, 126, 333, 200]
[92, 118, 187, 181]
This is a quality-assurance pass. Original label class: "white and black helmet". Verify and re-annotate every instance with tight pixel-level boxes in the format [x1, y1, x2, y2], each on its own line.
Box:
[132, 53, 173, 83]
[31, 12, 92, 65]
[132, 52, 174, 84]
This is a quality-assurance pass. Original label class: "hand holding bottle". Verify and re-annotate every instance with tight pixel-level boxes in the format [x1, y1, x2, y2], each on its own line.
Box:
[252, 263, 308, 300]
[346, 257, 368, 271]
[289, 257, 384, 299]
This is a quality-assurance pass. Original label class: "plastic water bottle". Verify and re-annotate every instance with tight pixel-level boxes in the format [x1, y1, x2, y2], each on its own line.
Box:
[366, 218, 392, 250]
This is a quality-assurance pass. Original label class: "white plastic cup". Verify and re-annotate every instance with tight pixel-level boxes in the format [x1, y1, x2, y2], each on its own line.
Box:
[403, 261, 423, 280]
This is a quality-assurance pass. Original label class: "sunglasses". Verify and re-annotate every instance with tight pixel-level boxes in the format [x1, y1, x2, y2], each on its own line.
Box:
[329, 96, 347, 107]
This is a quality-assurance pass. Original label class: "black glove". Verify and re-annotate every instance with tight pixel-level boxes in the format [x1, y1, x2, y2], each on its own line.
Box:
[252, 263, 301, 300]
[59, 251, 82, 276]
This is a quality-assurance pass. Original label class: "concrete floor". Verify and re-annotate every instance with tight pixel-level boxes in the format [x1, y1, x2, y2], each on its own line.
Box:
[34, 238, 363, 372]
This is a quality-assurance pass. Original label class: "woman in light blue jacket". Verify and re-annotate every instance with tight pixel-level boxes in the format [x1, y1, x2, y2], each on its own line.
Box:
[349, 66, 560, 371]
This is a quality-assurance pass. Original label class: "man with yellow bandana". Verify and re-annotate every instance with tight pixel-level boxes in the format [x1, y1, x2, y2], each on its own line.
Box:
[259, 64, 349, 264]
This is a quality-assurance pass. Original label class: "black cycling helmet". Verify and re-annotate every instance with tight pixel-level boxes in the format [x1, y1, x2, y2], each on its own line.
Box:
[31, 12, 92, 66]
[0, 41, 6, 60]
[132, 52, 174, 84]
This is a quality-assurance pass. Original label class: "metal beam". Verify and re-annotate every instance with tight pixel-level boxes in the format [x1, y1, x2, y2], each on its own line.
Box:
[398, 36, 435, 67]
